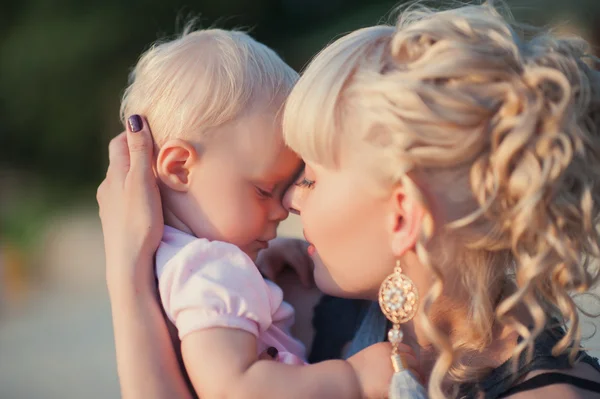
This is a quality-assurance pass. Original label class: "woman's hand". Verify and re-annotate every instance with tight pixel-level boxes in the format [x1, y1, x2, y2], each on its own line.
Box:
[97, 115, 197, 399]
[347, 342, 422, 399]
[97, 115, 163, 291]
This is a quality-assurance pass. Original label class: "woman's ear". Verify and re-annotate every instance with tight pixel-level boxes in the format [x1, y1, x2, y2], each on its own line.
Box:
[388, 186, 425, 256]
[156, 139, 198, 192]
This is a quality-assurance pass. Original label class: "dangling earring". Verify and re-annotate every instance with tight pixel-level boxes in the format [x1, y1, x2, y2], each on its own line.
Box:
[378, 259, 419, 371]
[379, 260, 427, 398]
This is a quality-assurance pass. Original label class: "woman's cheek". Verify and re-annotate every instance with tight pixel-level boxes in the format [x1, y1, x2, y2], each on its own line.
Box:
[302, 196, 319, 236]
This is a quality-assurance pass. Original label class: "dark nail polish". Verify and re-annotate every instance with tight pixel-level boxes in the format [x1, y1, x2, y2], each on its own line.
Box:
[128, 115, 142, 132]
[266, 346, 278, 358]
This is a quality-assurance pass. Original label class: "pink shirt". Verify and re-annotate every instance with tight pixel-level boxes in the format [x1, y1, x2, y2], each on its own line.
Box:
[156, 226, 306, 365]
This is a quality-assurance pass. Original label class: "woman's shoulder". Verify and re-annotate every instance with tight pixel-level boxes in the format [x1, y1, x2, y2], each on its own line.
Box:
[459, 324, 600, 398]
[500, 362, 600, 399]
[503, 384, 599, 399]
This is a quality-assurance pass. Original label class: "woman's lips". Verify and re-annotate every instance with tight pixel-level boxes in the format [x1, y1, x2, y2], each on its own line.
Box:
[303, 230, 316, 256]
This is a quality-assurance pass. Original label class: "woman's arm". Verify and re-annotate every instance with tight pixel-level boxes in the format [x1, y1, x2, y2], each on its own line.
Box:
[97, 116, 192, 399]
[109, 278, 192, 399]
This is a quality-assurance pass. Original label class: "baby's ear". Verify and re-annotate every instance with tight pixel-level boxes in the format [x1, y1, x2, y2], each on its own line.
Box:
[156, 139, 198, 192]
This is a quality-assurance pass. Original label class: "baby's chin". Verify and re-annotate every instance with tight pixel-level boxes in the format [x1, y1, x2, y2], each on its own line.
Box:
[245, 249, 260, 262]
[241, 240, 270, 262]
[236, 243, 259, 260]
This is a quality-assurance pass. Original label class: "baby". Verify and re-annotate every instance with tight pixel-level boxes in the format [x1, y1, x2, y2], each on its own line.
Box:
[121, 28, 415, 398]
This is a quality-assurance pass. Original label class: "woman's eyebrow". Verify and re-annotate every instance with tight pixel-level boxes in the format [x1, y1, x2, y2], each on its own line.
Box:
[291, 162, 306, 182]
[286, 163, 306, 187]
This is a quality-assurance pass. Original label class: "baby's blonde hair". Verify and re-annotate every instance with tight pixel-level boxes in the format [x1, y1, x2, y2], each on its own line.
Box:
[284, 2, 600, 397]
[121, 28, 298, 145]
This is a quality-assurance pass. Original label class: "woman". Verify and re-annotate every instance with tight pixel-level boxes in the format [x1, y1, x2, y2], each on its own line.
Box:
[99, 3, 600, 398]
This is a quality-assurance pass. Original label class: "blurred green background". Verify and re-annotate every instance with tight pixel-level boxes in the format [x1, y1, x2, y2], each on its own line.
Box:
[1, 0, 600, 284]
[0, 0, 599, 398]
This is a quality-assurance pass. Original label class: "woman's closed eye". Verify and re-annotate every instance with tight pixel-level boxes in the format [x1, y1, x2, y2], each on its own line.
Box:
[295, 178, 315, 189]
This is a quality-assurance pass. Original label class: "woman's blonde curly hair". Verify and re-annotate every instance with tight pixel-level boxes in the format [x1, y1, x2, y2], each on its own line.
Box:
[283, 1, 600, 397]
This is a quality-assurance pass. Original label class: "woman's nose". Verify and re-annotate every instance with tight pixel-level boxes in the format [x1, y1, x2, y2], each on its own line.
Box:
[282, 184, 302, 215]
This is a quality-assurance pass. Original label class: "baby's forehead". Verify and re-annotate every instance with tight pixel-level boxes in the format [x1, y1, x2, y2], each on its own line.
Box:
[242, 143, 301, 185]
[213, 107, 298, 179]
[248, 142, 301, 181]
[232, 105, 284, 143]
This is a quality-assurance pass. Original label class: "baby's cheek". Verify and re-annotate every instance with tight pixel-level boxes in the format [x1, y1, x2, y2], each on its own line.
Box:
[231, 202, 267, 240]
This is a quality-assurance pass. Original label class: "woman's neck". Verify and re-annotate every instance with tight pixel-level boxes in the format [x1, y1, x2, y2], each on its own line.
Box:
[401, 308, 519, 385]
[398, 276, 519, 381]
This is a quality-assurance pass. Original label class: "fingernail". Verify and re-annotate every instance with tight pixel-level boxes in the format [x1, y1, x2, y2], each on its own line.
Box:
[266, 346, 278, 359]
[127, 115, 142, 133]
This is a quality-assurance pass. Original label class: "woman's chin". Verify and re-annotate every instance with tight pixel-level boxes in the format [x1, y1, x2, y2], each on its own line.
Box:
[313, 265, 354, 298]
[312, 259, 339, 295]
[313, 262, 376, 300]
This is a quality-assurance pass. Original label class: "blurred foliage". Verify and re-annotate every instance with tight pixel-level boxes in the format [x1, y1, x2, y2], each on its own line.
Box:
[0, 0, 599, 252]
